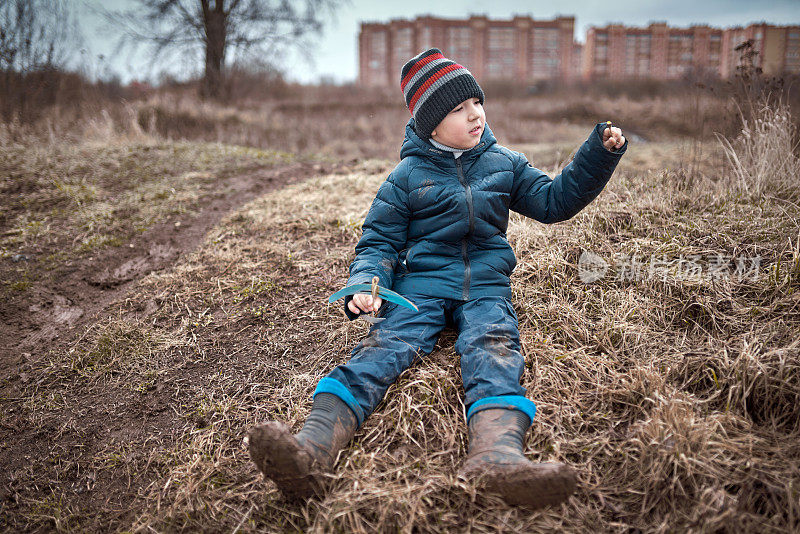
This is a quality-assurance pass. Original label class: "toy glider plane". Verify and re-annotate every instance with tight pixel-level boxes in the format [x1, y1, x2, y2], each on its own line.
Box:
[329, 276, 418, 323]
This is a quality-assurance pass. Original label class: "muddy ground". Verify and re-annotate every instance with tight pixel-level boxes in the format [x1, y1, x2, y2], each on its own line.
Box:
[0, 157, 357, 531]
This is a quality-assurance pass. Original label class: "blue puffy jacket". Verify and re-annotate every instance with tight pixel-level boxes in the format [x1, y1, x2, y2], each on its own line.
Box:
[344, 118, 627, 319]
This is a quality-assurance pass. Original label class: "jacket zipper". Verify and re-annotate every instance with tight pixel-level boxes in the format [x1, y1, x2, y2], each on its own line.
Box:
[455, 156, 473, 300]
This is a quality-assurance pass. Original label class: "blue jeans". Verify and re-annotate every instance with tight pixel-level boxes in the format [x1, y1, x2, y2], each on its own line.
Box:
[315, 294, 537, 427]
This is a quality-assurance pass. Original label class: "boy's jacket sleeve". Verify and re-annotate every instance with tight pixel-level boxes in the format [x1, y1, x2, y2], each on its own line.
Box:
[343, 171, 410, 320]
[510, 122, 627, 224]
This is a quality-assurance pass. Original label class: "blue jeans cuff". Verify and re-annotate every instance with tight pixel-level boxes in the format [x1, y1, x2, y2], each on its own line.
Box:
[314, 377, 365, 426]
[466, 395, 537, 427]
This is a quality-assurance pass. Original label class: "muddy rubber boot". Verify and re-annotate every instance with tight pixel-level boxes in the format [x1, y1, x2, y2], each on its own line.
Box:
[459, 408, 577, 509]
[248, 393, 358, 500]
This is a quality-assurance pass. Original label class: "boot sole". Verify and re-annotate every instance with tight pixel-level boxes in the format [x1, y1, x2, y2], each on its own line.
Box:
[461, 462, 577, 510]
[248, 421, 327, 500]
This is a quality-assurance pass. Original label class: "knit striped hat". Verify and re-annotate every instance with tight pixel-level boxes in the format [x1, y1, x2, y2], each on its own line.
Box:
[400, 48, 485, 140]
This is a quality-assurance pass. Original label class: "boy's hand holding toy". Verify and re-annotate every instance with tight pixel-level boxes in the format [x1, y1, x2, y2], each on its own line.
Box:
[349, 292, 382, 315]
[331, 276, 418, 322]
[603, 121, 626, 151]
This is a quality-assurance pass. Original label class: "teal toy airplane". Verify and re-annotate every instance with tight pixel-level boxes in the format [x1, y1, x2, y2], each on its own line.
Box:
[329, 276, 418, 323]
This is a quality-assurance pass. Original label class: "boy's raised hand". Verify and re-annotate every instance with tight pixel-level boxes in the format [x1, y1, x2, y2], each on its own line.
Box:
[602, 123, 626, 151]
[348, 293, 383, 315]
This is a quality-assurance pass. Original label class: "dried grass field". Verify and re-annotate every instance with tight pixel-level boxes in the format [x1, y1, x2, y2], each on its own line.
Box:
[1, 84, 799, 532]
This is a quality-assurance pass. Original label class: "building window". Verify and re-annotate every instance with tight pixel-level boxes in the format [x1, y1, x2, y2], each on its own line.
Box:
[393, 27, 413, 75]
[667, 33, 693, 76]
[622, 34, 652, 77]
[788, 29, 800, 75]
[447, 26, 471, 65]
[534, 27, 559, 48]
[531, 27, 560, 79]
[419, 27, 432, 51]
[488, 27, 514, 48]
[367, 30, 388, 85]
[786, 32, 800, 73]
[486, 27, 515, 79]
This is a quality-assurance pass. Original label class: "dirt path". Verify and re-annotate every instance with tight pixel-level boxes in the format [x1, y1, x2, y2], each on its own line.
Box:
[1, 161, 347, 372]
[0, 160, 357, 530]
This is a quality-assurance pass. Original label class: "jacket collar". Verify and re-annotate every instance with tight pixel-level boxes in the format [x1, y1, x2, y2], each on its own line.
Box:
[400, 117, 496, 164]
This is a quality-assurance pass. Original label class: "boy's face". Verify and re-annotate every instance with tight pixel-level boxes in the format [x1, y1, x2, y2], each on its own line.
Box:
[430, 97, 485, 150]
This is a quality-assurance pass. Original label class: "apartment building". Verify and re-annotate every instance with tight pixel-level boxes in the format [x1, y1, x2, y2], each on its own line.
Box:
[359, 16, 800, 85]
[721, 24, 800, 77]
[582, 21, 800, 80]
[358, 15, 578, 87]
[582, 22, 724, 80]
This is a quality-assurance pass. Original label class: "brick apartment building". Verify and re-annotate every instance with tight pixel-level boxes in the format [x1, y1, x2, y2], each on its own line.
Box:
[583, 23, 724, 79]
[358, 15, 578, 86]
[720, 24, 800, 78]
[583, 22, 800, 80]
[359, 17, 800, 85]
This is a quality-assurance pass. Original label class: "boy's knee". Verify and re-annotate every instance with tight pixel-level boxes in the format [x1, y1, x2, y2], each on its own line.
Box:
[483, 327, 518, 360]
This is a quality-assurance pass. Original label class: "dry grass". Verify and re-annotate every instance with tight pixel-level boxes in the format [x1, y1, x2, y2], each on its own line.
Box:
[0, 140, 294, 294]
[129, 88, 731, 159]
[1, 81, 737, 162]
[2, 87, 800, 531]
[7, 134, 800, 531]
[717, 99, 800, 201]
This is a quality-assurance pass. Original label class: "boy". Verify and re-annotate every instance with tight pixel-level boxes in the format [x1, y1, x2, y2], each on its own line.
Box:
[248, 48, 627, 509]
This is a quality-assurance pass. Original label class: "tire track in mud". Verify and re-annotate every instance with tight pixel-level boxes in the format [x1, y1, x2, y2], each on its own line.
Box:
[1, 161, 350, 373]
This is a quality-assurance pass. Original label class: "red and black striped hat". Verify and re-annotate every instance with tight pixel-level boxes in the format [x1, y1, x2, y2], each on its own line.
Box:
[400, 48, 485, 140]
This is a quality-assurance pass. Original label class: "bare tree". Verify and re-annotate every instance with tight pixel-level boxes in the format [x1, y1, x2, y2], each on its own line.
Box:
[0, 0, 80, 73]
[104, 0, 343, 100]
[0, 0, 82, 121]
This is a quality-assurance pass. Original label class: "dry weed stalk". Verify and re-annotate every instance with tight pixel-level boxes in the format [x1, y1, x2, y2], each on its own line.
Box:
[717, 99, 800, 200]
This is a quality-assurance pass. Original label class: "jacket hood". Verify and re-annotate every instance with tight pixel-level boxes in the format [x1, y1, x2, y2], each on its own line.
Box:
[400, 117, 497, 162]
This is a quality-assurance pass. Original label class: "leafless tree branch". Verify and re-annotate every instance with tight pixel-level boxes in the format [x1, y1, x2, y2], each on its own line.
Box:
[100, 0, 344, 99]
[0, 0, 82, 73]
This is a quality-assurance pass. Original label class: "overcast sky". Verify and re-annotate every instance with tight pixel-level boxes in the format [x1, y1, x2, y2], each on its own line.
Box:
[77, 0, 800, 85]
